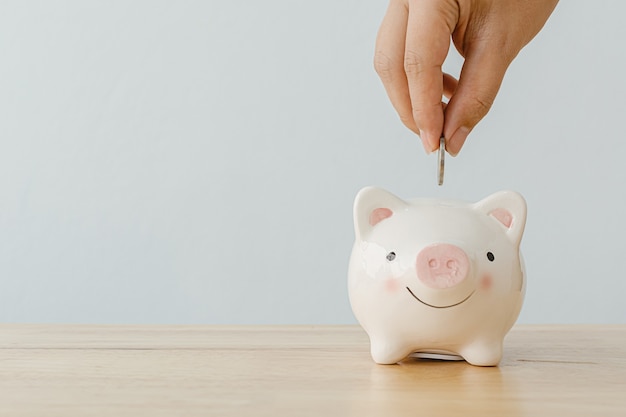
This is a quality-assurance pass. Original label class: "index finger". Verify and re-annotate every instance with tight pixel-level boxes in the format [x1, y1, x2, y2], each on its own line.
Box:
[404, 0, 456, 152]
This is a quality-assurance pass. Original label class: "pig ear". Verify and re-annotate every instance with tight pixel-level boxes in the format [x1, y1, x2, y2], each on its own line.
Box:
[474, 190, 527, 246]
[353, 186, 407, 240]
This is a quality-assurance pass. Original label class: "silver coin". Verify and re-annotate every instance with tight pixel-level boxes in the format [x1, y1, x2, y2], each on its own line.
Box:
[438, 135, 445, 186]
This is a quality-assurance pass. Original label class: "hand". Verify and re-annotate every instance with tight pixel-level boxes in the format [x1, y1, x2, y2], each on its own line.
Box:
[374, 0, 558, 156]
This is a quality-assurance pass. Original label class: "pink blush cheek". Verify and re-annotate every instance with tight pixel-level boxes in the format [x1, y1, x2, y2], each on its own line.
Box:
[384, 277, 401, 293]
[480, 274, 493, 291]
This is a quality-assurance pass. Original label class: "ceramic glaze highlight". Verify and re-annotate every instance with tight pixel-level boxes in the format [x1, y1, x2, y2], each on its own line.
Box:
[348, 187, 527, 366]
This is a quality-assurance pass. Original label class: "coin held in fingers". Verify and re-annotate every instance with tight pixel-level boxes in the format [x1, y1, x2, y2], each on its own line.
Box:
[438, 136, 445, 186]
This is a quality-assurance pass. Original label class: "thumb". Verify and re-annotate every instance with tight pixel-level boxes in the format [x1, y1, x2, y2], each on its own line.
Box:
[443, 46, 510, 156]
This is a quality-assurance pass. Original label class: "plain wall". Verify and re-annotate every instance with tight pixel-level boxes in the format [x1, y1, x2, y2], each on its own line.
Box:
[1, 1, 625, 324]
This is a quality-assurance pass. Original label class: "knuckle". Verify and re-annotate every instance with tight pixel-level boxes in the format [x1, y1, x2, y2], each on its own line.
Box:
[411, 104, 441, 128]
[373, 51, 397, 82]
[470, 95, 494, 118]
[459, 94, 494, 127]
[403, 50, 425, 74]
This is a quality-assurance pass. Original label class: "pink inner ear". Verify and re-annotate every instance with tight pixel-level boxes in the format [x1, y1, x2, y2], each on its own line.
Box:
[369, 208, 393, 226]
[489, 208, 513, 228]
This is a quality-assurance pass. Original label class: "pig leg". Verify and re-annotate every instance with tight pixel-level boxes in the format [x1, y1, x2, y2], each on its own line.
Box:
[370, 338, 413, 364]
[459, 339, 503, 367]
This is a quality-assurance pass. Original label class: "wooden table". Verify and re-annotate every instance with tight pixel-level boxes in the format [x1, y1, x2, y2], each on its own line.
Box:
[0, 325, 624, 416]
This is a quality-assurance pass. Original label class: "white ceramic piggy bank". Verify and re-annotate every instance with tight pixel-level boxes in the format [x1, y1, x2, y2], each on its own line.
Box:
[348, 187, 527, 366]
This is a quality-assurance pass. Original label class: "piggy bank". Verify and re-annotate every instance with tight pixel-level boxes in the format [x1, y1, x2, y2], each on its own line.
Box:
[348, 187, 527, 366]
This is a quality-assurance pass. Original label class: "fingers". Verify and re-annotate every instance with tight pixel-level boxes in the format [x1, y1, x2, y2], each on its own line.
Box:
[375, 0, 457, 153]
[374, 1, 416, 133]
[375, 0, 556, 158]
[443, 44, 510, 156]
[404, 0, 455, 152]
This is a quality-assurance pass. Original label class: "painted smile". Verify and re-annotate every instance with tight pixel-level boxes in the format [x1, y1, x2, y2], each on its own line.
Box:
[406, 287, 475, 309]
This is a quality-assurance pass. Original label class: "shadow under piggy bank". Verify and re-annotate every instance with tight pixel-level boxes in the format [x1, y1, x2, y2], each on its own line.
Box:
[347, 357, 523, 417]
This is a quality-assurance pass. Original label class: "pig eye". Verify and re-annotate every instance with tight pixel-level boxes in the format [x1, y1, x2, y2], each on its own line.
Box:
[486, 252, 495, 262]
[386, 252, 396, 261]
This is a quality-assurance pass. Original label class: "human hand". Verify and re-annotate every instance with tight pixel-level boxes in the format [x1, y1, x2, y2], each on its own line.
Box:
[374, 0, 559, 156]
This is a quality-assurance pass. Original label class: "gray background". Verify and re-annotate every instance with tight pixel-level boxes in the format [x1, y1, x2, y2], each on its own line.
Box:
[1, 1, 624, 324]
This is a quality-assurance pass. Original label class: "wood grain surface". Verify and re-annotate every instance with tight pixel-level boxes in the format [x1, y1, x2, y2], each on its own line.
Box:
[0, 324, 624, 416]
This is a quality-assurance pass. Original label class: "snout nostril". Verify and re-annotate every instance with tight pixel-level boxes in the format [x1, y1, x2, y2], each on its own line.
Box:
[416, 243, 470, 289]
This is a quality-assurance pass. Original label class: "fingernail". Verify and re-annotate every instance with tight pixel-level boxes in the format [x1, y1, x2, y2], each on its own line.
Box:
[419, 129, 436, 155]
[448, 126, 470, 157]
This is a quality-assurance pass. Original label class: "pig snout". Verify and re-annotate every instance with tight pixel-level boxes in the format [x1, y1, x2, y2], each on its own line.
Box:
[416, 244, 469, 289]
